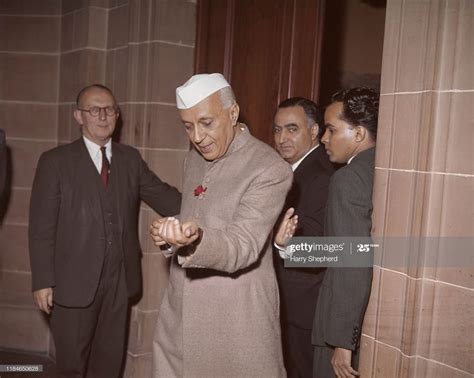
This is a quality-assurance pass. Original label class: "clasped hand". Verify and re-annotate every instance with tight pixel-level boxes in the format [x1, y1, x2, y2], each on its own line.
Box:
[149, 217, 200, 248]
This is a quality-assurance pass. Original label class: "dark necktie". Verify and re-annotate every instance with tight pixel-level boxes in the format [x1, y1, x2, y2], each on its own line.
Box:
[100, 146, 110, 187]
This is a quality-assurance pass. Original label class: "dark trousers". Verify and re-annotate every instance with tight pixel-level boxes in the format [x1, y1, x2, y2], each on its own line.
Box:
[282, 323, 313, 378]
[50, 258, 128, 378]
[313, 345, 360, 378]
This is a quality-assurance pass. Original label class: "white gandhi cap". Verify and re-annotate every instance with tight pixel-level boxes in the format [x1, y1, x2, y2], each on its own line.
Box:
[176, 73, 230, 109]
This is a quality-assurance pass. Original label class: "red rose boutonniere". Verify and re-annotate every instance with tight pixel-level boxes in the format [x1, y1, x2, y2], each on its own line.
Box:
[193, 185, 207, 197]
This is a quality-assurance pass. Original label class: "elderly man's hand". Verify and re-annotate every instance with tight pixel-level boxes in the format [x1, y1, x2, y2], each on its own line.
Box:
[150, 218, 168, 246]
[151, 217, 200, 248]
[274, 208, 298, 247]
[331, 347, 360, 377]
[33, 287, 53, 314]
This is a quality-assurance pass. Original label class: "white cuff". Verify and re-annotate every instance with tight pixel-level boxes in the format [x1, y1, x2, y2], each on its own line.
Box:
[273, 241, 293, 259]
[160, 245, 178, 258]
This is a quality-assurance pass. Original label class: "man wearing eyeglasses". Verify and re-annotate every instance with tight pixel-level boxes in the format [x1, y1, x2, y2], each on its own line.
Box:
[28, 84, 181, 377]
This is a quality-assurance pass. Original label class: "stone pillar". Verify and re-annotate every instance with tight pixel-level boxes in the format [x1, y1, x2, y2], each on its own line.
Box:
[0, 1, 195, 373]
[360, 1, 473, 377]
[58, 0, 110, 144]
[0, 0, 61, 355]
[121, 1, 195, 376]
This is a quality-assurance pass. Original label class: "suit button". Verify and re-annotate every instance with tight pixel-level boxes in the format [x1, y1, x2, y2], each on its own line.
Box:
[205, 177, 210, 183]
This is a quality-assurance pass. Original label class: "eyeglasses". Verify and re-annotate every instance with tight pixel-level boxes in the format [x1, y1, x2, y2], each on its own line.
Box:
[77, 106, 118, 117]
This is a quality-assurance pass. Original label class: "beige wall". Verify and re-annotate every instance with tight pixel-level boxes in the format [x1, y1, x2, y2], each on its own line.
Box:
[0, 0, 195, 375]
[360, 0, 473, 377]
[0, 0, 61, 355]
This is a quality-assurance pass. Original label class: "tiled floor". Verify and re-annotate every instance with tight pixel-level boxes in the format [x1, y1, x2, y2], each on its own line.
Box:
[0, 350, 57, 378]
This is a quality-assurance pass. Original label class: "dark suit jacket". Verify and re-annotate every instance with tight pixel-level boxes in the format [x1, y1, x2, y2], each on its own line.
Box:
[29, 138, 181, 307]
[312, 147, 375, 351]
[276, 145, 334, 329]
[0, 129, 6, 200]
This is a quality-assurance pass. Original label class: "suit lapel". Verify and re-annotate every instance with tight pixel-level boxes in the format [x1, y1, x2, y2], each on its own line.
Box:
[293, 147, 320, 184]
[286, 148, 317, 208]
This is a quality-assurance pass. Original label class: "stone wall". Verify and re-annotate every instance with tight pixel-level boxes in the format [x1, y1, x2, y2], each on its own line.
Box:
[0, 0, 195, 376]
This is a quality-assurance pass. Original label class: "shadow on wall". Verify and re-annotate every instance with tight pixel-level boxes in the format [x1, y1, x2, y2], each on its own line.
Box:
[112, 112, 124, 144]
[361, 0, 386, 7]
[0, 146, 12, 225]
[319, 0, 386, 104]
[340, 72, 381, 90]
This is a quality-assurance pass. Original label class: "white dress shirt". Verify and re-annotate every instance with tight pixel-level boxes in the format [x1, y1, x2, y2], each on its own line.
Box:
[347, 154, 356, 165]
[83, 136, 112, 173]
[291, 144, 320, 172]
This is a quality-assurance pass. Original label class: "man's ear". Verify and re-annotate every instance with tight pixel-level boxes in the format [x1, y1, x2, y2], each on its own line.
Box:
[310, 124, 319, 142]
[73, 109, 83, 125]
[354, 125, 367, 143]
[230, 103, 240, 125]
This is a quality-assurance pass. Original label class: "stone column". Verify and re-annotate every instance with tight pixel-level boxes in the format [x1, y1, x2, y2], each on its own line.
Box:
[0, 0, 61, 355]
[360, 1, 473, 377]
[118, 1, 196, 376]
[0, 2, 196, 373]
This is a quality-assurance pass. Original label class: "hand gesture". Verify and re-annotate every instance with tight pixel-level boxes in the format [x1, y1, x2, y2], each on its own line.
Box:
[150, 217, 200, 248]
[274, 208, 298, 247]
[150, 218, 167, 246]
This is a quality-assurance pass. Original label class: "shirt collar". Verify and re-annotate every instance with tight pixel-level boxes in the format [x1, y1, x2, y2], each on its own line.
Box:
[347, 154, 357, 165]
[83, 136, 112, 156]
[291, 144, 320, 172]
[347, 146, 376, 165]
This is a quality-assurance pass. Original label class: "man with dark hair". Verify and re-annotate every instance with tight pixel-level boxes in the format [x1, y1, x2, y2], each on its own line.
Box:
[29, 84, 181, 377]
[312, 87, 379, 377]
[273, 97, 335, 377]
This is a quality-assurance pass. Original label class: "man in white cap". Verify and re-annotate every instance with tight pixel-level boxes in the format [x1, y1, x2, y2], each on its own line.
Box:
[150, 73, 293, 377]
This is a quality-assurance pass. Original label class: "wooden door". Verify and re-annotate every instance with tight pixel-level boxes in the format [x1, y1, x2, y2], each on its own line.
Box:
[195, 0, 326, 145]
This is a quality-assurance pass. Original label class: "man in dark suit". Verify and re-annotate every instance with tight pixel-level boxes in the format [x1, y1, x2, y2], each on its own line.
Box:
[29, 84, 181, 377]
[0, 128, 6, 204]
[272, 97, 335, 377]
[312, 87, 379, 378]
